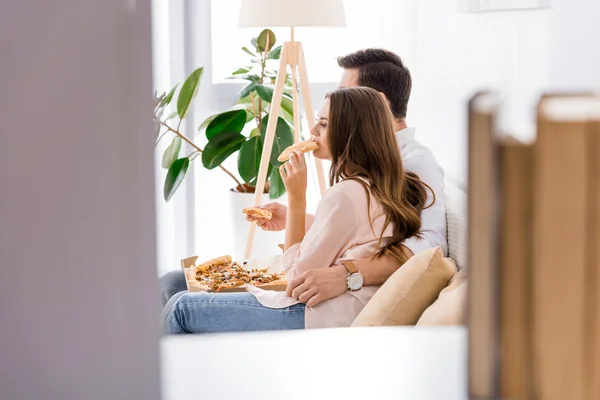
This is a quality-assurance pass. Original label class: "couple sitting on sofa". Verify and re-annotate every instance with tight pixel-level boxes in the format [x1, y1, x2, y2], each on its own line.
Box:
[161, 49, 447, 334]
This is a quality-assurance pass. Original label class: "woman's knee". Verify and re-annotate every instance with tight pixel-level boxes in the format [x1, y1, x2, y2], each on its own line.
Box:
[161, 291, 190, 334]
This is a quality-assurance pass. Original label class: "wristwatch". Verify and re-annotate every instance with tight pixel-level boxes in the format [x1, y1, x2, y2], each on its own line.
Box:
[342, 261, 364, 291]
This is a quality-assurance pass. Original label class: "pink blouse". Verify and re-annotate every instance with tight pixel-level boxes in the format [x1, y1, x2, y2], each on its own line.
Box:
[247, 179, 394, 329]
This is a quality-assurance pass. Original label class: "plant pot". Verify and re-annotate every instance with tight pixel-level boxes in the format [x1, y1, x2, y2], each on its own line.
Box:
[229, 188, 286, 261]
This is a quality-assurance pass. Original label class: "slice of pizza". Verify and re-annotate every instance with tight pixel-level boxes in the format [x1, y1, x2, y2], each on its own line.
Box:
[243, 207, 273, 221]
[277, 139, 319, 162]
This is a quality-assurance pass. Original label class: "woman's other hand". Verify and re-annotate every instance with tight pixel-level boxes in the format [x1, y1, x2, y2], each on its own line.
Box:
[280, 151, 308, 202]
[245, 202, 288, 231]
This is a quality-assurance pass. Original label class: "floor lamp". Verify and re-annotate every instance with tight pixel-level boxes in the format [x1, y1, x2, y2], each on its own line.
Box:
[239, 0, 346, 259]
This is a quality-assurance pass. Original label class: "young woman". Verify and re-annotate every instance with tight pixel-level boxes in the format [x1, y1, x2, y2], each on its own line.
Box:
[162, 87, 432, 333]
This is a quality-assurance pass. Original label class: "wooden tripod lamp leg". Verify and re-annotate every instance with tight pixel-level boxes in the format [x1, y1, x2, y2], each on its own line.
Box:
[243, 43, 290, 260]
[290, 64, 301, 143]
[297, 42, 327, 196]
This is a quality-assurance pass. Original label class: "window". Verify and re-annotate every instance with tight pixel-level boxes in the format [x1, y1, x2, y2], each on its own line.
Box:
[210, 0, 415, 83]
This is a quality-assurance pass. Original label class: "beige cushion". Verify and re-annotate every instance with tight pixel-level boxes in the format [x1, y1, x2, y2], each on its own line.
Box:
[352, 247, 457, 327]
[416, 267, 468, 326]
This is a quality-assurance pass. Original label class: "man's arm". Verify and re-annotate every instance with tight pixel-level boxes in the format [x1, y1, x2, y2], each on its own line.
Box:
[357, 245, 414, 285]
[402, 155, 448, 255]
[287, 246, 413, 307]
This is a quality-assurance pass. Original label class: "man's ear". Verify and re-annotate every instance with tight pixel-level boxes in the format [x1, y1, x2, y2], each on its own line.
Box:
[377, 91, 391, 106]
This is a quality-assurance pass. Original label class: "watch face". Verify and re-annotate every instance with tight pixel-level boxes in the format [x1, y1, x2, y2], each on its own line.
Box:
[347, 273, 364, 291]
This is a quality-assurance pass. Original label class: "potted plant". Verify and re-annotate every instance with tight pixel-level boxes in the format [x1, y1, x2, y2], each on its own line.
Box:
[154, 29, 296, 257]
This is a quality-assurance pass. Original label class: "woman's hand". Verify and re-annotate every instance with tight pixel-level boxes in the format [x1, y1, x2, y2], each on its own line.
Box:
[245, 202, 288, 231]
[280, 151, 307, 202]
[286, 265, 348, 307]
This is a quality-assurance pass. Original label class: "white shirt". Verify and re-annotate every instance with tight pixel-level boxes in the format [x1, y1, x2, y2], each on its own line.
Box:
[397, 128, 448, 256]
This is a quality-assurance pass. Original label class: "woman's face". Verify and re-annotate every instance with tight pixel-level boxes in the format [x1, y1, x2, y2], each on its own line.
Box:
[310, 99, 332, 160]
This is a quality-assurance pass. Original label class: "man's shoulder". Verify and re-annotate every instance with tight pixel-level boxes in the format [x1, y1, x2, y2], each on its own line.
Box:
[399, 139, 445, 184]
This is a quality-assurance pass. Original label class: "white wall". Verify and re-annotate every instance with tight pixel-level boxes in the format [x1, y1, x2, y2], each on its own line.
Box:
[410, 0, 600, 186]
[410, 1, 553, 185]
[0, 1, 161, 399]
[549, 0, 600, 90]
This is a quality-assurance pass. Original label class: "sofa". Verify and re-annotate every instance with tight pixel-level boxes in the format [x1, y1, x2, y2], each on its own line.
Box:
[417, 179, 468, 325]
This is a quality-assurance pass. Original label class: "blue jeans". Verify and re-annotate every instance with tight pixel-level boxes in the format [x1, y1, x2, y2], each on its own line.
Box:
[161, 290, 306, 334]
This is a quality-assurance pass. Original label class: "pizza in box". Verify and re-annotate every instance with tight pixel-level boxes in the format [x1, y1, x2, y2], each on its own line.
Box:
[183, 255, 287, 293]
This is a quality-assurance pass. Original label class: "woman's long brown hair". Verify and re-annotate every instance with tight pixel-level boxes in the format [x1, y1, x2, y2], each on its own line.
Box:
[326, 87, 432, 266]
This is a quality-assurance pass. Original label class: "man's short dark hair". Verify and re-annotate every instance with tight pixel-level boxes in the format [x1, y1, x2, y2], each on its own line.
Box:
[337, 49, 411, 120]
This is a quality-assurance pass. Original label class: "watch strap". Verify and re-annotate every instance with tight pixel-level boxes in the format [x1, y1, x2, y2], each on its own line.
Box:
[342, 260, 359, 275]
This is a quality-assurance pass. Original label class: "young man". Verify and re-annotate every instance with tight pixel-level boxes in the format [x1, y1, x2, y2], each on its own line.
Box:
[160, 49, 447, 309]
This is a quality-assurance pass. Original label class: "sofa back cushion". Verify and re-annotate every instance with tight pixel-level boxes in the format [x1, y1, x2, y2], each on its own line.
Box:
[416, 267, 468, 326]
[352, 247, 456, 327]
[444, 180, 468, 270]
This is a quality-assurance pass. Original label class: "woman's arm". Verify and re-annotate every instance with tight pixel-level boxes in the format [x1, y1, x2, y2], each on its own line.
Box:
[305, 213, 315, 232]
[285, 198, 306, 250]
[281, 151, 309, 250]
[280, 152, 357, 280]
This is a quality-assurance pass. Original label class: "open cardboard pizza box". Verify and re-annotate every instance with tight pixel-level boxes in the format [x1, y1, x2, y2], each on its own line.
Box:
[181, 254, 288, 293]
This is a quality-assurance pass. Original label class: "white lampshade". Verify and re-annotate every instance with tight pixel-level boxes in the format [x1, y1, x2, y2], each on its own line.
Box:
[239, 0, 346, 28]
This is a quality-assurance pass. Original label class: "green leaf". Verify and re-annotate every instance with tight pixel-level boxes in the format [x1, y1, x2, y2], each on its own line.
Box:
[166, 111, 179, 121]
[237, 95, 252, 104]
[238, 83, 257, 101]
[198, 113, 217, 131]
[225, 74, 260, 83]
[164, 157, 190, 202]
[255, 85, 274, 103]
[229, 103, 252, 110]
[267, 45, 282, 60]
[154, 91, 166, 107]
[242, 46, 256, 57]
[249, 164, 273, 188]
[206, 110, 247, 140]
[269, 166, 286, 199]
[159, 84, 179, 108]
[177, 67, 204, 120]
[260, 115, 294, 166]
[250, 38, 259, 51]
[162, 136, 182, 169]
[238, 136, 263, 184]
[249, 127, 261, 138]
[281, 107, 294, 126]
[281, 94, 294, 117]
[232, 67, 251, 75]
[223, 103, 254, 123]
[202, 132, 246, 170]
[257, 29, 276, 52]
